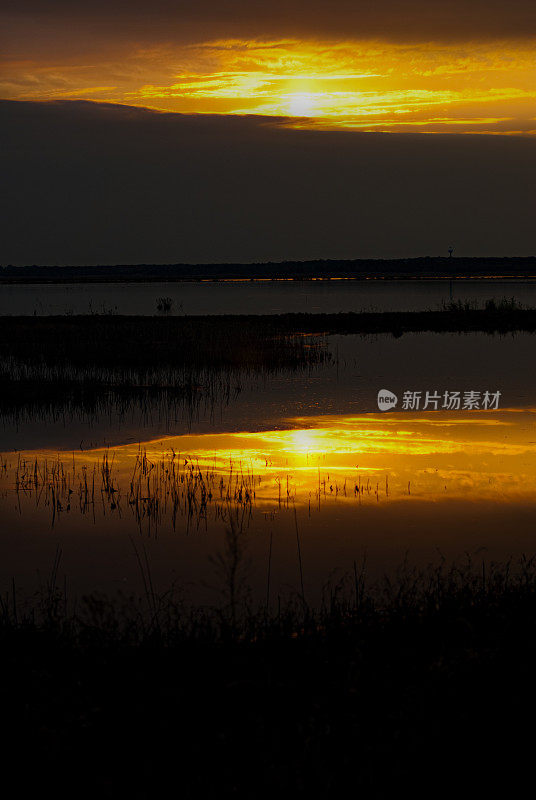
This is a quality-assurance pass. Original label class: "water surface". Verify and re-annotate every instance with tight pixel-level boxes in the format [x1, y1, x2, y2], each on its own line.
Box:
[1, 330, 535, 605]
[2, 278, 536, 315]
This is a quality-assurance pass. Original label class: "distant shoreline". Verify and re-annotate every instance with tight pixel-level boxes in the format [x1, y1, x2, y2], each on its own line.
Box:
[1, 256, 535, 284]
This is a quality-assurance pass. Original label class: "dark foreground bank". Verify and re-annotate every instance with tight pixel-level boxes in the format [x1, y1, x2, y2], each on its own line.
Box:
[2, 556, 536, 798]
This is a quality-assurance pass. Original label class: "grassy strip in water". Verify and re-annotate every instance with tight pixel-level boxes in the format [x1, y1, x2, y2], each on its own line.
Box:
[0, 306, 530, 417]
[0, 315, 330, 371]
[0, 316, 330, 417]
[1, 302, 535, 370]
[2, 554, 536, 796]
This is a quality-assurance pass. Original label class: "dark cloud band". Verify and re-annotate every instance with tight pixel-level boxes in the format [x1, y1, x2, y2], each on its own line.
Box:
[2, 0, 536, 46]
[1, 100, 534, 265]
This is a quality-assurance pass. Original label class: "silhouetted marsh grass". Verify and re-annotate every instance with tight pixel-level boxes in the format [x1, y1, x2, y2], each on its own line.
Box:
[0, 315, 330, 371]
[0, 316, 331, 421]
[0, 308, 533, 383]
[6, 448, 263, 531]
[3, 551, 536, 647]
[0, 362, 245, 434]
[440, 295, 525, 313]
[156, 296, 174, 313]
[2, 307, 533, 422]
[3, 447, 395, 532]
[2, 554, 536, 796]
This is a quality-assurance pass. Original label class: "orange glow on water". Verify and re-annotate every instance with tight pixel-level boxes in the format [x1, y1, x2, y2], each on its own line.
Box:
[138, 410, 536, 503]
[3, 410, 536, 597]
[6, 410, 536, 513]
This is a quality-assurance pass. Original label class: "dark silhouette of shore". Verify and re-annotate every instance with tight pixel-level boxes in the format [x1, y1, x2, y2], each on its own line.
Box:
[1, 256, 535, 283]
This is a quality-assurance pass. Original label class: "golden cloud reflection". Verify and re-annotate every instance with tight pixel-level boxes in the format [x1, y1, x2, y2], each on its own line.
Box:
[174, 411, 535, 503]
[19, 409, 533, 512]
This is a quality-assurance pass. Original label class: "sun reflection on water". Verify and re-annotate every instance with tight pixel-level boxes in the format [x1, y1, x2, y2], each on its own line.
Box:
[3, 411, 536, 519]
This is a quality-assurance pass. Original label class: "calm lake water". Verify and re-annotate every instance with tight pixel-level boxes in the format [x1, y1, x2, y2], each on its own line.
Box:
[2, 278, 536, 315]
[2, 330, 535, 606]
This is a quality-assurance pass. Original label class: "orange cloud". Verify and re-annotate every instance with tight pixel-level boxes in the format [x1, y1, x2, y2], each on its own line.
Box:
[1, 38, 535, 133]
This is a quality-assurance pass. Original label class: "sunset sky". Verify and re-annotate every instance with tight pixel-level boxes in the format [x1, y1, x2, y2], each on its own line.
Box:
[1, 1, 535, 264]
[2, 0, 535, 133]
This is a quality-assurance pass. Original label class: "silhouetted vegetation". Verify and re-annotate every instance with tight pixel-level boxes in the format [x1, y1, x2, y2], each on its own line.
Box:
[1, 307, 533, 419]
[0, 315, 330, 371]
[156, 295, 174, 313]
[2, 255, 536, 282]
[0, 316, 330, 418]
[2, 554, 536, 796]
[1, 305, 536, 372]
[441, 295, 525, 313]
